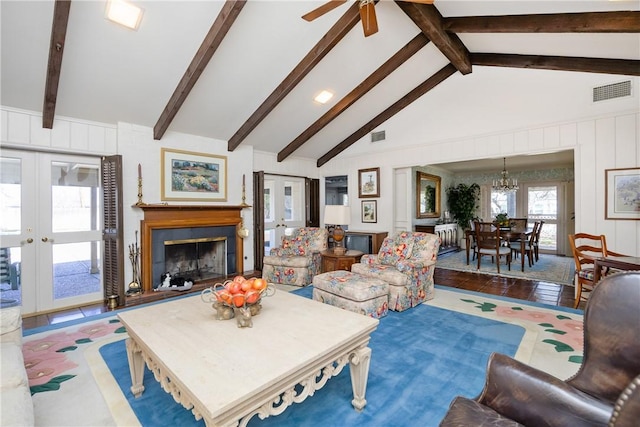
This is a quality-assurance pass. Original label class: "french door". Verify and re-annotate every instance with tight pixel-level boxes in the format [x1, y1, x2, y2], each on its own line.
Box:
[263, 175, 305, 255]
[0, 149, 103, 315]
[524, 182, 567, 255]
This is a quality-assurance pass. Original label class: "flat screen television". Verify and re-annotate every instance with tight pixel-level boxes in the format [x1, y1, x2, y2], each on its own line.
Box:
[345, 233, 373, 254]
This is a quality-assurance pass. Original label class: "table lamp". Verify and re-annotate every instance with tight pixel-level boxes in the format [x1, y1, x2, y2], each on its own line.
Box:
[324, 205, 350, 255]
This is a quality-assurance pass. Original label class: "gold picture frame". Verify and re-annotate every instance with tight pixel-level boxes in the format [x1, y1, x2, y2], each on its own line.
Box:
[161, 148, 227, 201]
[358, 167, 380, 198]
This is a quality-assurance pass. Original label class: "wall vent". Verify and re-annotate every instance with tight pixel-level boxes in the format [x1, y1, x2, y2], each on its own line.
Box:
[593, 80, 631, 102]
[371, 130, 386, 142]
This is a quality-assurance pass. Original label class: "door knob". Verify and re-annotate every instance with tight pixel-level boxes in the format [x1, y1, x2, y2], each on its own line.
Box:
[26, 238, 33, 244]
[41, 237, 49, 242]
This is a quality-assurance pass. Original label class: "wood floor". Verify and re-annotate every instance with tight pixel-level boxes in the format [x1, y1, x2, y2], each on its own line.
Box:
[21, 267, 582, 331]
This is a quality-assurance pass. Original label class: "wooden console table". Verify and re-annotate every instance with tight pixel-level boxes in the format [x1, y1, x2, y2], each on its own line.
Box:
[415, 223, 459, 254]
[321, 250, 364, 273]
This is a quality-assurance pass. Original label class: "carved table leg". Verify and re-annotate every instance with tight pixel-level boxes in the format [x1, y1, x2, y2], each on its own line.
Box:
[125, 338, 146, 397]
[349, 346, 372, 411]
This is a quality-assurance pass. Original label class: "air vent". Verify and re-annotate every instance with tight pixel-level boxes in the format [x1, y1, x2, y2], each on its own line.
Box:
[593, 80, 631, 102]
[371, 130, 386, 142]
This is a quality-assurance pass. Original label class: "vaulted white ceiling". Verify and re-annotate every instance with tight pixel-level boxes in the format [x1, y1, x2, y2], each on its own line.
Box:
[1, 1, 638, 167]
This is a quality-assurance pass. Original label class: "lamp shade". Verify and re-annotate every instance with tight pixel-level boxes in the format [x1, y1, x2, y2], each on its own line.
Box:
[324, 205, 350, 226]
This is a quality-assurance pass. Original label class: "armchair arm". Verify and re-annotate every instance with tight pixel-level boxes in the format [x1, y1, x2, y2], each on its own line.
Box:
[396, 259, 436, 272]
[477, 353, 612, 427]
[359, 254, 378, 265]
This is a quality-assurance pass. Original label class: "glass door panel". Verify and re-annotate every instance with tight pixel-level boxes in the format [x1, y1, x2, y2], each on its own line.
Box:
[263, 175, 305, 255]
[527, 185, 559, 252]
[0, 150, 103, 314]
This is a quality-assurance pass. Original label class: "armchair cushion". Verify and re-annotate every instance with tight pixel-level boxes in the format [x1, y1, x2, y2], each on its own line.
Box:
[262, 227, 328, 287]
[377, 232, 414, 265]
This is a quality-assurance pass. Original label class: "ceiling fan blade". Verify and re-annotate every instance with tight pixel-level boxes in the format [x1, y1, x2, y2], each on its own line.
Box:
[302, 0, 348, 22]
[359, 1, 379, 37]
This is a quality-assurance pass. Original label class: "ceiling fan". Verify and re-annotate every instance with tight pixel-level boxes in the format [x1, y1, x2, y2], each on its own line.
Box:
[302, 0, 434, 37]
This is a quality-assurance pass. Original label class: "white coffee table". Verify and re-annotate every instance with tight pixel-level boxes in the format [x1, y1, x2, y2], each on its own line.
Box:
[117, 291, 379, 426]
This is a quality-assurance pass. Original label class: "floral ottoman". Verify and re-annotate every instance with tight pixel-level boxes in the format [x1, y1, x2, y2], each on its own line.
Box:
[312, 270, 389, 318]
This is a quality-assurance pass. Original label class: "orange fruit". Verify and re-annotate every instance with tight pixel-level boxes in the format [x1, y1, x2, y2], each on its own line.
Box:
[240, 280, 252, 292]
[252, 278, 267, 291]
[245, 290, 260, 304]
[232, 294, 245, 307]
[228, 281, 243, 295]
[233, 275, 246, 283]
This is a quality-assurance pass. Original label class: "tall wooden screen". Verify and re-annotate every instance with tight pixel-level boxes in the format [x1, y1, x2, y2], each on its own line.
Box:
[253, 171, 265, 271]
[306, 178, 320, 227]
[101, 155, 124, 305]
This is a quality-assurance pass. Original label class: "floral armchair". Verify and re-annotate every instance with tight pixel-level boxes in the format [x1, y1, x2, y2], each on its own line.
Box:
[351, 231, 441, 311]
[262, 227, 328, 287]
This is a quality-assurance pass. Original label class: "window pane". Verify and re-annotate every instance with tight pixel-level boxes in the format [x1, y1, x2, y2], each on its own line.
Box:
[0, 157, 21, 235]
[264, 181, 274, 222]
[490, 191, 516, 218]
[51, 162, 100, 232]
[53, 242, 101, 300]
[283, 180, 303, 222]
[528, 186, 557, 220]
[0, 247, 21, 307]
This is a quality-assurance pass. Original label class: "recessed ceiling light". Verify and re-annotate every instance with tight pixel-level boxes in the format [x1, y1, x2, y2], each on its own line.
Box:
[106, 0, 144, 31]
[314, 90, 334, 104]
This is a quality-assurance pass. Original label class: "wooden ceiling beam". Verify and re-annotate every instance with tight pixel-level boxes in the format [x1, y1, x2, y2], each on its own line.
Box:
[395, 1, 471, 75]
[227, 2, 362, 152]
[153, 1, 246, 140]
[277, 33, 430, 162]
[43, 0, 71, 129]
[471, 53, 640, 76]
[444, 11, 640, 33]
[317, 64, 457, 167]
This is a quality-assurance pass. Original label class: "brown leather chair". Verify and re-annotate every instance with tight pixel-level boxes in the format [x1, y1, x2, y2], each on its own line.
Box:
[439, 271, 640, 427]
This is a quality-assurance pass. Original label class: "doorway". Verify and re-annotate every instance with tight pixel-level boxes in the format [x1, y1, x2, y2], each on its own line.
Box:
[263, 175, 306, 255]
[0, 150, 103, 314]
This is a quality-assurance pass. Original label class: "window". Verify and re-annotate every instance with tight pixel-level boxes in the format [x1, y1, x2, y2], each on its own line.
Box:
[490, 190, 516, 218]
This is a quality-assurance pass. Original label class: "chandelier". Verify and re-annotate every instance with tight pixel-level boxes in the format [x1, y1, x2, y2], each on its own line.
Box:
[492, 158, 519, 193]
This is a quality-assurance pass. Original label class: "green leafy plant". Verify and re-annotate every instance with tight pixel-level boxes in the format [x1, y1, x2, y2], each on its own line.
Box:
[446, 183, 480, 230]
[495, 212, 509, 226]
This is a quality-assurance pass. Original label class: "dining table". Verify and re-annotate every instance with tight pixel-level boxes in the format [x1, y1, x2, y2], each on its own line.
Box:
[592, 256, 640, 283]
[466, 227, 534, 272]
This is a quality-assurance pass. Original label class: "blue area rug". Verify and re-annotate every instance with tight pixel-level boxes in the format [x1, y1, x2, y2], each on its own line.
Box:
[100, 286, 524, 426]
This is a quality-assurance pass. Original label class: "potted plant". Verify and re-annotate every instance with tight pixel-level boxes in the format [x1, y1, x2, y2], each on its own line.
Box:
[446, 183, 481, 232]
[495, 212, 509, 227]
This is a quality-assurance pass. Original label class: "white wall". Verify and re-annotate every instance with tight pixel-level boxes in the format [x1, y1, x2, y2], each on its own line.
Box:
[318, 110, 640, 257]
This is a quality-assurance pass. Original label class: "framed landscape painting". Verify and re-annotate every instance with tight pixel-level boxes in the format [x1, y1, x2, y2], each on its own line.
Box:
[161, 148, 227, 201]
[605, 167, 640, 220]
[358, 167, 380, 198]
[362, 200, 377, 223]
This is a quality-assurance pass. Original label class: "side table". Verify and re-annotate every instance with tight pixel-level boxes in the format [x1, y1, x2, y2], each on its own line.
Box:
[321, 250, 364, 273]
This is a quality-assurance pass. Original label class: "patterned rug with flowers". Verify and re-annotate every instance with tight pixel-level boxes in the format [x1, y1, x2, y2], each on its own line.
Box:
[22, 286, 584, 426]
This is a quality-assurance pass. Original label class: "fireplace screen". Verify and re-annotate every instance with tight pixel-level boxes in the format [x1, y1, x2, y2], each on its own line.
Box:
[164, 237, 226, 281]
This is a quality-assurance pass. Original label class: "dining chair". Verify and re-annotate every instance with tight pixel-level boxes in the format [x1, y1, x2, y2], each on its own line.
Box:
[468, 219, 478, 262]
[568, 233, 627, 308]
[474, 221, 511, 273]
[533, 220, 545, 262]
[506, 217, 528, 260]
[510, 221, 539, 267]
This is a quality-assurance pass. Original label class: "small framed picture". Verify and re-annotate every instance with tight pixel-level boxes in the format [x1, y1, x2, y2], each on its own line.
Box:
[358, 167, 380, 198]
[605, 167, 640, 220]
[161, 148, 227, 201]
[362, 200, 377, 223]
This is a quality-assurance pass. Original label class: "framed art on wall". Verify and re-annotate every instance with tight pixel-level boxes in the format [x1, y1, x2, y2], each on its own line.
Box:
[161, 148, 227, 201]
[362, 200, 377, 223]
[605, 167, 640, 220]
[358, 167, 380, 198]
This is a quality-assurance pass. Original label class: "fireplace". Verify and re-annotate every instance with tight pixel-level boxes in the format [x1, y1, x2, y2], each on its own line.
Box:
[139, 205, 245, 293]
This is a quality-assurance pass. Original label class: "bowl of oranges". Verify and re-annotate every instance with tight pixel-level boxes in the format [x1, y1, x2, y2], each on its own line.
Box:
[201, 275, 275, 321]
